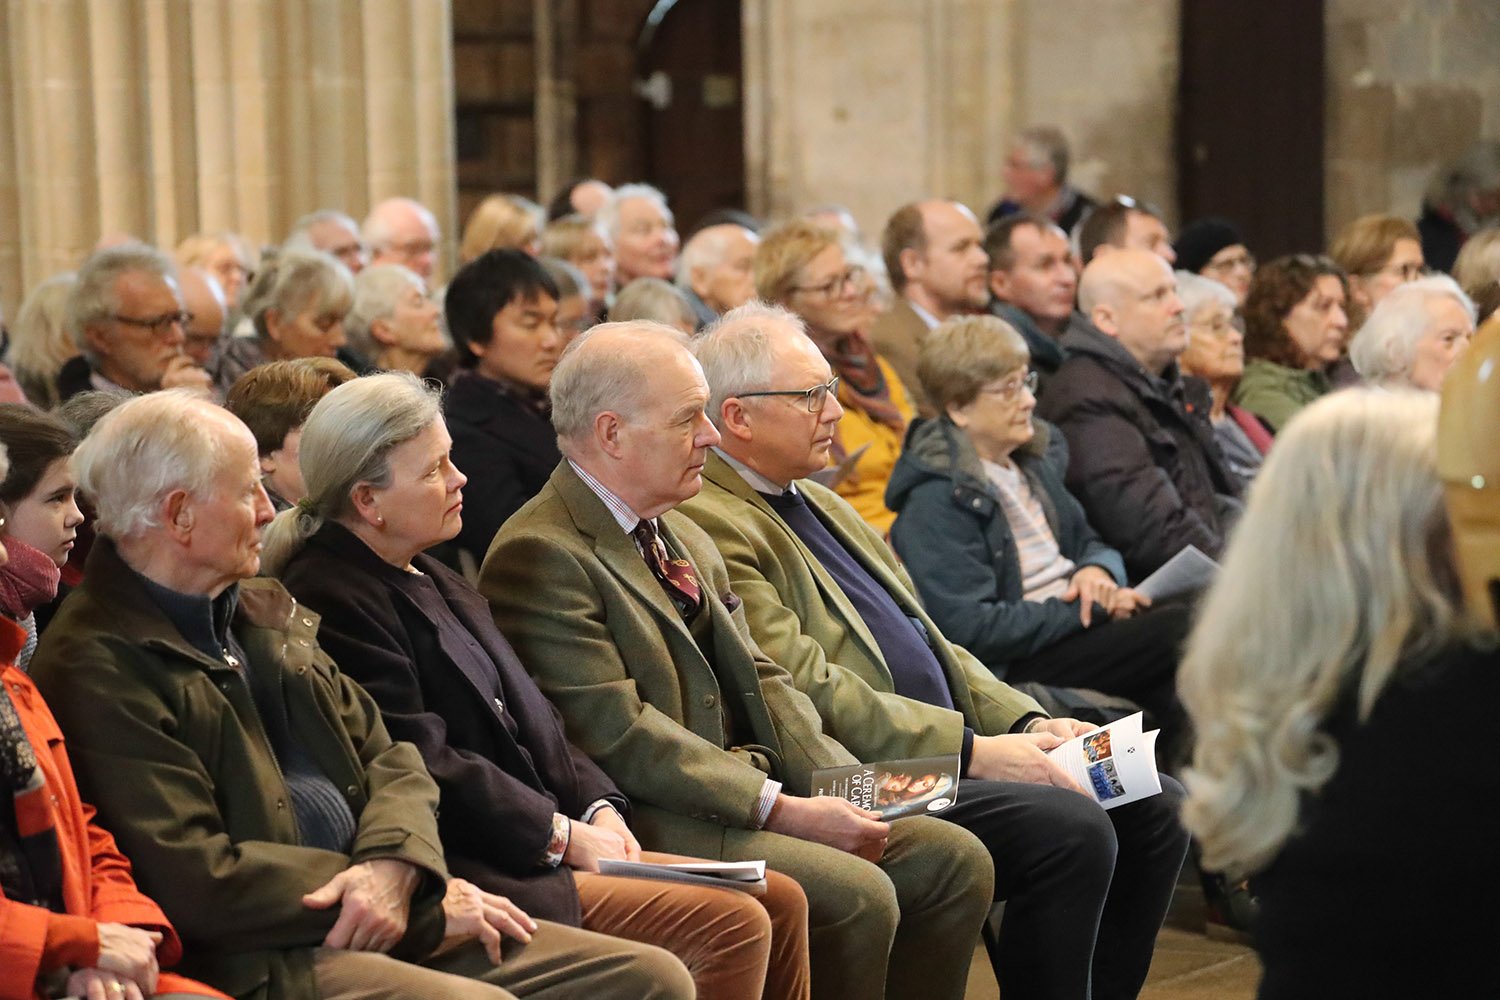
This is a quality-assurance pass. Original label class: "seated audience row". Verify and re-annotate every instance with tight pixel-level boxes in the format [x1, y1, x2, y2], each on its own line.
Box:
[7, 160, 1500, 1000]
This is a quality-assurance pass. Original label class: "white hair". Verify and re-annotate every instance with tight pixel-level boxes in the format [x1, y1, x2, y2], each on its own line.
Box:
[284, 210, 361, 253]
[598, 183, 674, 243]
[1014, 124, 1071, 183]
[692, 301, 805, 428]
[607, 278, 694, 329]
[73, 390, 233, 540]
[241, 251, 355, 343]
[549, 321, 689, 454]
[362, 197, 439, 252]
[1174, 269, 1237, 322]
[344, 264, 426, 360]
[7, 272, 79, 396]
[676, 225, 750, 292]
[1348, 275, 1476, 386]
[1180, 388, 1480, 878]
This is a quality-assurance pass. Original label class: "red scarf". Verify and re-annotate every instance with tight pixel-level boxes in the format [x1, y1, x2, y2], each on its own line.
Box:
[0, 536, 62, 621]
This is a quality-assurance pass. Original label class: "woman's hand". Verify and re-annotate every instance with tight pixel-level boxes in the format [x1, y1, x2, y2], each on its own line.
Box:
[1107, 587, 1151, 619]
[1063, 566, 1120, 627]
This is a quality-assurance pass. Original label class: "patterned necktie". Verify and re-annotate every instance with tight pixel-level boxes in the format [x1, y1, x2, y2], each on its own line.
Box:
[633, 519, 702, 618]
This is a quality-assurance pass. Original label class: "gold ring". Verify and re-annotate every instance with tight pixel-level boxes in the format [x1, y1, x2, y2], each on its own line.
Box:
[109, 986, 125, 995]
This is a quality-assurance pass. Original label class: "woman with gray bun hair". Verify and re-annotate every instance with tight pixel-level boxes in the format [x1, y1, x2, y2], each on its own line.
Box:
[1347, 274, 1475, 391]
[264, 372, 811, 1000]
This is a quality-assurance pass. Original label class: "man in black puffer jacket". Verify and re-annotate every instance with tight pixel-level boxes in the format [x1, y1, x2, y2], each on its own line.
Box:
[1036, 249, 1240, 580]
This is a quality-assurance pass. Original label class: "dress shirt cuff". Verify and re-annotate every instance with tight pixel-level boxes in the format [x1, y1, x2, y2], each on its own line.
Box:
[580, 798, 618, 824]
[1010, 712, 1050, 735]
[541, 813, 571, 868]
[750, 779, 783, 829]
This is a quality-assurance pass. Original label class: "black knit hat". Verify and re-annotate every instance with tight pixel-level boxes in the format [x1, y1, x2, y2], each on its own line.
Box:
[1174, 217, 1246, 274]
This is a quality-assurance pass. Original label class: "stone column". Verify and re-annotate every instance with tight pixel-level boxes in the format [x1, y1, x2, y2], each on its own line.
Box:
[0, 0, 456, 321]
[742, 0, 1177, 240]
[743, 0, 1022, 239]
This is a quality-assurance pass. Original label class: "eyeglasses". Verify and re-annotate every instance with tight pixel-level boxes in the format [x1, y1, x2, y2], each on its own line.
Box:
[979, 370, 1039, 401]
[792, 265, 864, 299]
[737, 376, 841, 413]
[111, 311, 190, 336]
[1204, 251, 1256, 274]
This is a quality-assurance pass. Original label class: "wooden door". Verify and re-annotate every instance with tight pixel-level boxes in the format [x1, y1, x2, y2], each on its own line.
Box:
[637, 0, 746, 232]
[1178, 1, 1326, 258]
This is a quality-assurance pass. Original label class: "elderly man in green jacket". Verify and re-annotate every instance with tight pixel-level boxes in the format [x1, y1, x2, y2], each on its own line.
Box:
[480, 320, 994, 1000]
[679, 302, 1190, 1000]
[28, 391, 690, 1000]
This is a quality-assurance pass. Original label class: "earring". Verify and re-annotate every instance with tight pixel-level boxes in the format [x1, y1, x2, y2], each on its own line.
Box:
[375, 515, 385, 527]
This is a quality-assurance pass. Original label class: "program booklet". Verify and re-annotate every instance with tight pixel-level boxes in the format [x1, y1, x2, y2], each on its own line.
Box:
[1135, 544, 1219, 603]
[811, 754, 961, 819]
[1045, 712, 1162, 810]
[596, 859, 768, 895]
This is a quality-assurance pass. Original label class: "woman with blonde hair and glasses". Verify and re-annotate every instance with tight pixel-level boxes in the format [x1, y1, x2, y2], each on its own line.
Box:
[1328, 213, 1425, 329]
[756, 219, 913, 533]
[1180, 388, 1497, 997]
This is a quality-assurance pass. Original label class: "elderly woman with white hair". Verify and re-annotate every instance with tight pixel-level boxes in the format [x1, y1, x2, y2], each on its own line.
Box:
[1175, 271, 1271, 486]
[1347, 274, 1475, 391]
[343, 264, 445, 375]
[214, 251, 355, 389]
[1179, 388, 1498, 996]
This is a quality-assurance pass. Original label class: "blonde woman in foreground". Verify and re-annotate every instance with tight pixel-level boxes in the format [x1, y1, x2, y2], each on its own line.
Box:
[1179, 388, 1498, 998]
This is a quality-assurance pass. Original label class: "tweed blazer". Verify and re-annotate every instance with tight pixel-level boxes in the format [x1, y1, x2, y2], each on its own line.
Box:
[480, 462, 857, 860]
[679, 453, 1043, 761]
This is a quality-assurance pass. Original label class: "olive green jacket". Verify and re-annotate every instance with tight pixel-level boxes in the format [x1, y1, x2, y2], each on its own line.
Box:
[29, 539, 447, 1000]
[679, 452, 1043, 763]
[480, 462, 857, 860]
[1232, 357, 1330, 433]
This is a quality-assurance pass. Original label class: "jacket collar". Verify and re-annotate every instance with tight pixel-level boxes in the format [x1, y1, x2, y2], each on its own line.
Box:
[700, 452, 887, 666]
[1060, 315, 1206, 408]
[889, 415, 1053, 513]
[447, 369, 554, 424]
[81, 536, 302, 672]
[548, 462, 701, 639]
[991, 301, 1067, 371]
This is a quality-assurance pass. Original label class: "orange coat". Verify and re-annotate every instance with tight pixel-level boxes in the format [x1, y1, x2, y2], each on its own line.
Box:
[0, 619, 225, 1000]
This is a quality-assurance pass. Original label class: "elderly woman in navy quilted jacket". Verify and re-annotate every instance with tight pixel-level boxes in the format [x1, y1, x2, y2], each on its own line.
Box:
[885, 315, 1191, 745]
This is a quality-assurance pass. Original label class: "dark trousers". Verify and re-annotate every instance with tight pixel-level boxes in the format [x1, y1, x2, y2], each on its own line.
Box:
[943, 774, 1189, 1000]
[1009, 602, 1192, 758]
